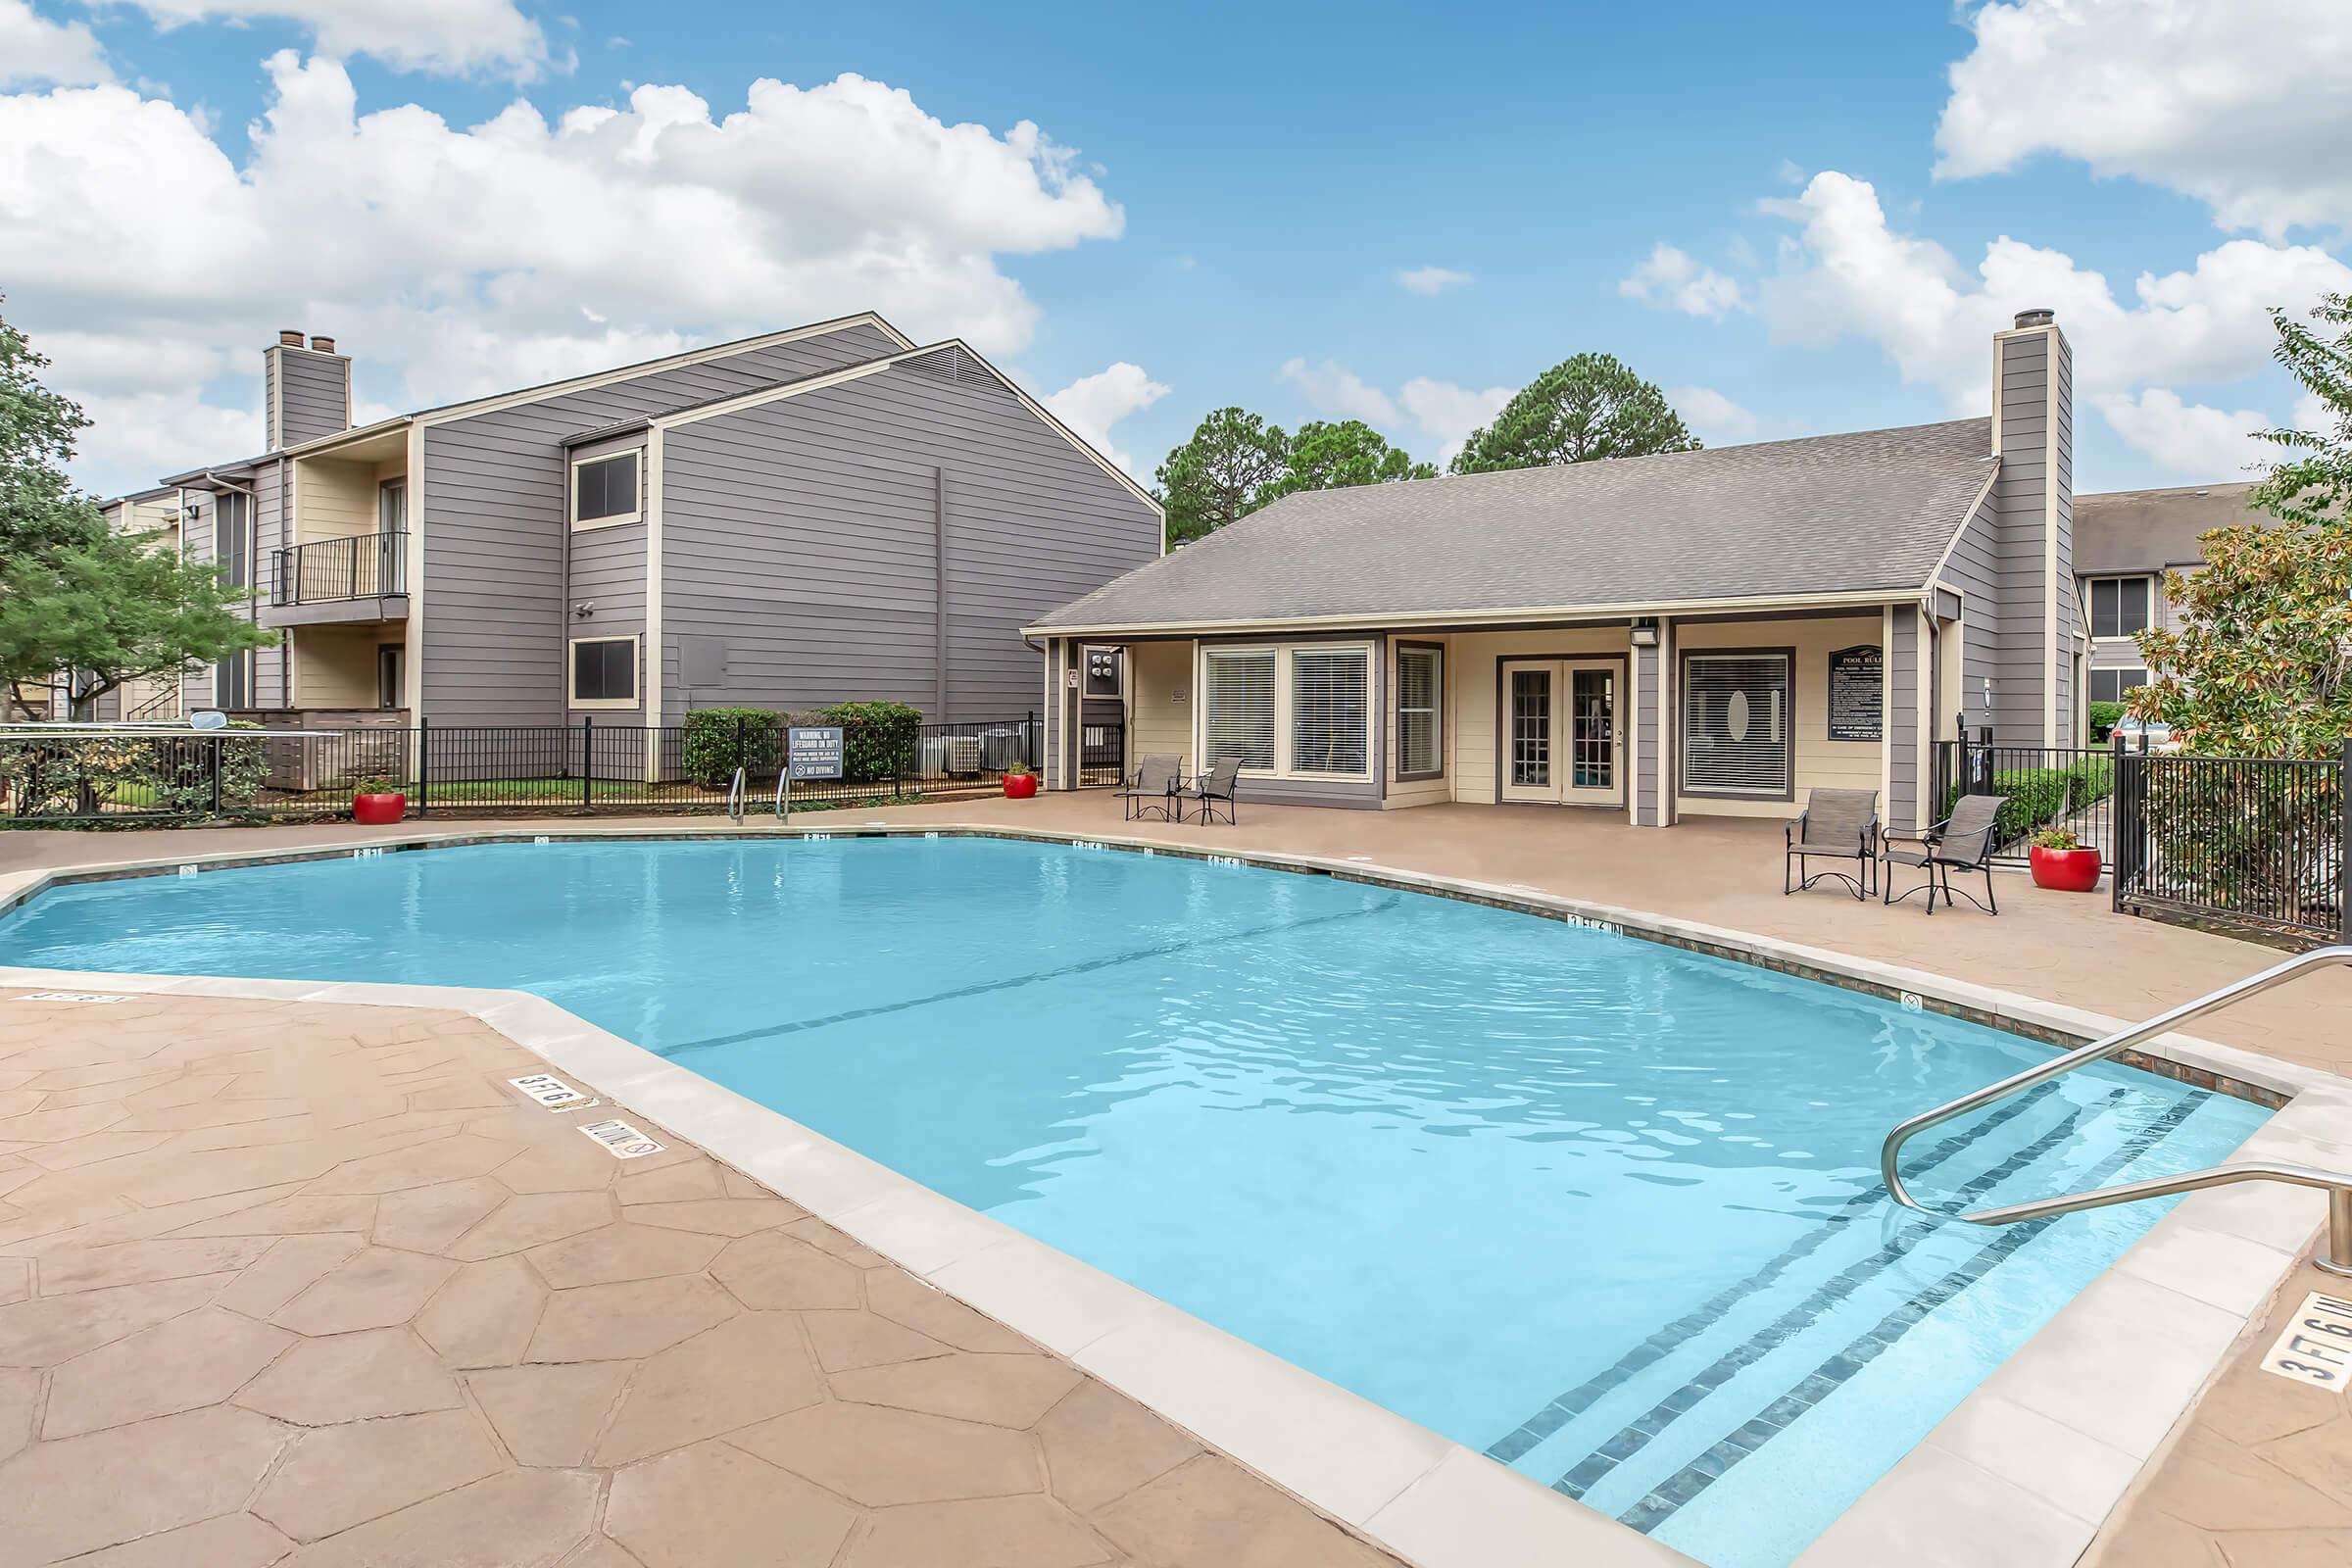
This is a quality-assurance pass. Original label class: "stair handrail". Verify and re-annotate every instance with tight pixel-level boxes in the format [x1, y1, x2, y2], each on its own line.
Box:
[1881, 945, 2352, 1277]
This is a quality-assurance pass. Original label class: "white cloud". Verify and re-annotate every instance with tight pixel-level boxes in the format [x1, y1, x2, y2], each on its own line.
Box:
[1279, 358, 1399, 425]
[90, 0, 555, 80]
[1398, 376, 1513, 465]
[1396, 266, 1471, 296]
[1, 0, 110, 86]
[0, 55, 1126, 494]
[1753, 170, 2352, 410]
[1618, 243, 1743, 319]
[1668, 385, 1758, 442]
[1936, 0, 2352, 238]
[2094, 388, 2273, 477]
[1043, 361, 1168, 476]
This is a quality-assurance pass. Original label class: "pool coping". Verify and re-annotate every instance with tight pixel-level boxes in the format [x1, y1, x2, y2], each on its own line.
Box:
[1, 822, 2343, 1568]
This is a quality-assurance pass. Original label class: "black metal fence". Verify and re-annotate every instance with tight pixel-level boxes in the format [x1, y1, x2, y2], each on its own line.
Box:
[1077, 717, 1125, 787]
[2112, 742, 2348, 944]
[1, 714, 1043, 822]
[1933, 726, 2120, 866]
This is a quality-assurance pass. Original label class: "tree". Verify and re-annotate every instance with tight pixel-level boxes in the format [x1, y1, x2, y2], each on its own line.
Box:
[1449, 353, 1699, 474]
[0, 301, 273, 717]
[1153, 408, 1291, 545]
[1265, 419, 1436, 501]
[2250, 291, 2351, 529]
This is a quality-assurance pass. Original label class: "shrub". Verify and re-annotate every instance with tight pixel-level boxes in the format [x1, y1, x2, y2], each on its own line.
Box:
[680, 708, 780, 788]
[142, 721, 270, 814]
[817, 701, 923, 784]
[1942, 756, 2113, 848]
[2088, 701, 2126, 742]
[0, 736, 147, 815]
[2033, 826, 2081, 852]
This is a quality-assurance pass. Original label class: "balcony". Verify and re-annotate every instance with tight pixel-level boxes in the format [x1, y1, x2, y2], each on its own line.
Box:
[264, 531, 409, 627]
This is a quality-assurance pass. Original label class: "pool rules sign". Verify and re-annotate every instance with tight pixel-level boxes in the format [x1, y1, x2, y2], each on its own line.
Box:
[780, 724, 845, 821]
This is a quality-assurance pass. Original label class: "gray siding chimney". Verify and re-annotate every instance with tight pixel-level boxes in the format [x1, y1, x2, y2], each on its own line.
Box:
[264, 333, 353, 449]
[1988, 308, 2075, 746]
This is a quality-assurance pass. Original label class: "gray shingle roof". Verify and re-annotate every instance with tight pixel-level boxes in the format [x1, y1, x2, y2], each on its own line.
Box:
[1032, 417, 1997, 631]
[2073, 481, 2259, 575]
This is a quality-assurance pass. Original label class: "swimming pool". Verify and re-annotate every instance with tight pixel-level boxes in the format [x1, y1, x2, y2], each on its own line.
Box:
[0, 837, 2268, 1568]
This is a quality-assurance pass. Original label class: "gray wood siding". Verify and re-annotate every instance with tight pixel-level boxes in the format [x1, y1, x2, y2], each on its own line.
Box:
[417, 322, 901, 724]
[658, 358, 1160, 727]
[1634, 640, 1660, 824]
[277, 350, 349, 447]
[1937, 485, 2001, 732]
[1987, 328, 2076, 744]
[1888, 609, 1919, 826]
[567, 519, 648, 717]
[250, 463, 288, 705]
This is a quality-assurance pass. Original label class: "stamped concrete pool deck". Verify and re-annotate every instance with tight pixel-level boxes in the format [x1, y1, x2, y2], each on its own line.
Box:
[3, 795, 2350, 1566]
[0, 987, 1404, 1568]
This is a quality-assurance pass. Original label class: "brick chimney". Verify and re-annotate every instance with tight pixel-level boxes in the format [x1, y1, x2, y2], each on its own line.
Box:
[1989, 308, 2076, 746]
[264, 328, 353, 450]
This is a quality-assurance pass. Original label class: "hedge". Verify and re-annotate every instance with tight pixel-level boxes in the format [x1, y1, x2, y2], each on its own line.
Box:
[680, 708, 781, 788]
[0, 721, 269, 817]
[1942, 756, 2113, 847]
[817, 701, 924, 784]
[2088, 701, 2126, 742]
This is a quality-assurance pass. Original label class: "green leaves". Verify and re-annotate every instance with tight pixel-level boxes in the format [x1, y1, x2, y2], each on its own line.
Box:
[0, 300, 276, 716]
[1263, 419, 1436, 501]
[1449, 353, 1699, 474]
[1152, 410, 1433, 545]
[2249, 292, 2352, 532]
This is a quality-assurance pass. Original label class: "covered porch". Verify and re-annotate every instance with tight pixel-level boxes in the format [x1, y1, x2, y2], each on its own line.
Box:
[1040, 600, 1960, 837]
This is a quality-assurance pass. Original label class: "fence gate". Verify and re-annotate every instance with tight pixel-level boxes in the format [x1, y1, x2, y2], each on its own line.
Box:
[1933, 724, 2122, 868]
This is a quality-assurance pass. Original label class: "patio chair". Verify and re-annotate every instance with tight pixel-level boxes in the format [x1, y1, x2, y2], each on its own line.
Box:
[1784, 788, 1880, 901]
[1116, 754, 1183, 821]
[1179, 756, 1242, 825]
[1882, 793, 2009, 915]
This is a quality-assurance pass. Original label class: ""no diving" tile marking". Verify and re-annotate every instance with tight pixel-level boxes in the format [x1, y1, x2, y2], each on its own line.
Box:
[578, 1118, 665, 1159]
[17, 992, 132, 1004]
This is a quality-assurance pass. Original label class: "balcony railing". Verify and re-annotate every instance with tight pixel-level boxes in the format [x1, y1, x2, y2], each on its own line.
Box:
[270, 530, 408, 607]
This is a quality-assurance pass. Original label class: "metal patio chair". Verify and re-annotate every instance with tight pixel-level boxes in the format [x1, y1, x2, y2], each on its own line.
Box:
[1179, 756, 1242, 825]
[1784, 788, 1880, 901]
[1116, 754, 1183, 821]
[1882, 792, 2009, 914]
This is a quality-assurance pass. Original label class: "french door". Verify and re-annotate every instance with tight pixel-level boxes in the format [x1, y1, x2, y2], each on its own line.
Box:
[1499, 659, 1622, 806]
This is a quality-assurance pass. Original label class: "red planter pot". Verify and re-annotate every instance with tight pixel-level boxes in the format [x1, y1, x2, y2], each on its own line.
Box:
[353, 792, 408, 825]
[2029, 844, 2100, 893]
[1002, 773, 1039, 800]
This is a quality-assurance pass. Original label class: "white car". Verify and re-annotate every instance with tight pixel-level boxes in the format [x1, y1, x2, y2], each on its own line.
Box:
[2109, 716, 2180, 753]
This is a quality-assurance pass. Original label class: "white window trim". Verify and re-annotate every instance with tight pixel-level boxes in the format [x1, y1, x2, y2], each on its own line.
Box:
[1197, 640, 1375, 784]
[567, 634, 641, 710]
[2083, 573, 2154, 642]
[1394, 642, 1444, 781]
[570, 451, 643, 532]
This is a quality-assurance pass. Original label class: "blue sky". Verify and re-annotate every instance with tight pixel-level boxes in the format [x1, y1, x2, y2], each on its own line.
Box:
[4, 0, 2346, 497]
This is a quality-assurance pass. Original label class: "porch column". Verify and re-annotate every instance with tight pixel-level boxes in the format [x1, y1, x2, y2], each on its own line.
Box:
[1885, 602, 1928, 833]
[1631, 619, 1669, 827]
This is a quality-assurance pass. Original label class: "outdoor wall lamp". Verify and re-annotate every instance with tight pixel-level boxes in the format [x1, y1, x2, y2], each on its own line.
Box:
[1630, 619, 1659, 647]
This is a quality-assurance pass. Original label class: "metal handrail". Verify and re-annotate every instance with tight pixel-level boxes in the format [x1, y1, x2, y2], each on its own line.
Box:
[1881, 945, 2352, 1277]
[773, 768, 789, 819]
[725, 765, 746, 822]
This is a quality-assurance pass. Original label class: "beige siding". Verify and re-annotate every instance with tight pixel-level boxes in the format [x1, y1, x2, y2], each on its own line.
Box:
[294, 457, 378, 544]
[1675, 615, 1882, 820]
[1127, 641, 1194, 770]
[292, 625, 384, 708]
[1450, 627, 1631, 806]
[1383, 635, 1452, 809]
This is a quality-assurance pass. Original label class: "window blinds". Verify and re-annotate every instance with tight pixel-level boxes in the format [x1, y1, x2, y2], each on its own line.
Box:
[1682, 653, 1789, 795]
[1292, 648, 1369, 775]
[1396, 647, 1441, 775]
[1203, 650, 1277, 769]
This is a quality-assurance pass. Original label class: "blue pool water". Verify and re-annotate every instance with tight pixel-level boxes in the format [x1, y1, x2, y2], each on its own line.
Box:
[0, 839, 2265, 1567]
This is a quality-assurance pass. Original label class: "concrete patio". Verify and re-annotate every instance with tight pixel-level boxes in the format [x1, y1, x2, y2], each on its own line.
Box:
[3, 792, 2350, 1566]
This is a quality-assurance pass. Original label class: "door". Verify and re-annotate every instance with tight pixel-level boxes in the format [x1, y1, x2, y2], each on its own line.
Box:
[1499, 659, 1622, 806]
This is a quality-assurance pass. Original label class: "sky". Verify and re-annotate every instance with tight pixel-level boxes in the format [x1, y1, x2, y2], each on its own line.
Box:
[3, 0, 2348, 501]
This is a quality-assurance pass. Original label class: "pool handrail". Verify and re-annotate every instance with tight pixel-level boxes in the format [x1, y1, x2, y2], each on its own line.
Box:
[725, 765, 746, 822]
[1880, 944, 2352, 1277]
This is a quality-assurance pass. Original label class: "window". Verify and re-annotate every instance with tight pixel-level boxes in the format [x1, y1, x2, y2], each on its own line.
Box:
[2087, 575, 2152, 640]
[1292, 648, 1370, 775]
[213, 652, 250, 710]
[1396, 645, 1443, 778]
[1202, 650, 1276, 770]
[2088, 666, 2148, 705]
[1682, 651, 1791, 798]
[213, 491, 251, 588]
[568, 636, 639, 708]
[572, 452, 640, 528]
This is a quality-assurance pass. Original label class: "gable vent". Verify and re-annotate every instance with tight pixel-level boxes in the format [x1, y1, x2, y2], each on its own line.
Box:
[898, 344, 1014, 397]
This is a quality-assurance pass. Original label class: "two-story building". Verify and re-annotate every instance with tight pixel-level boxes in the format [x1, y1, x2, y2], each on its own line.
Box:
[143, 315, 1161, 741]
[2070, 480, 2257, 710]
